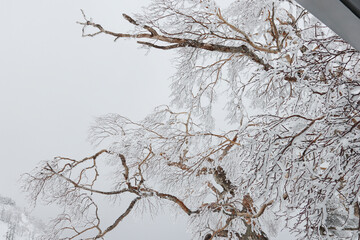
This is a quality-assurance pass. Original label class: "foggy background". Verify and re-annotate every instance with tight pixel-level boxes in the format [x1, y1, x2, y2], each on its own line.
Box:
[0, 0, 296, 239]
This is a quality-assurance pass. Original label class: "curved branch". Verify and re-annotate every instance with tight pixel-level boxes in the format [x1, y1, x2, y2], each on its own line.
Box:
[216, 9, 279, 54]
[95, 197, 141, 239]
[45, 163, 138, 196]
[141, 188, 198, 215]
[236, 200, 274, 219]
[156, 192, 198, 215]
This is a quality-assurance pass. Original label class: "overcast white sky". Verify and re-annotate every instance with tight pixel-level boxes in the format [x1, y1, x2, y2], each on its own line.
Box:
[0, 0, 298, 239]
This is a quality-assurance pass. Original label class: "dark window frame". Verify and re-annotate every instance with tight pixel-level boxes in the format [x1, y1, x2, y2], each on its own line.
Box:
[340, 0, 360, 18]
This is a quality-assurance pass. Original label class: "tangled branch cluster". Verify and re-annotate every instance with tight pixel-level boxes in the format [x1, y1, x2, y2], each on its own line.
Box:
[23, 0, 360, 239]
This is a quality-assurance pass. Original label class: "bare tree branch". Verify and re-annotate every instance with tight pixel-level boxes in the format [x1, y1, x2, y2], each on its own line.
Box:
[78, 11, 273, 71]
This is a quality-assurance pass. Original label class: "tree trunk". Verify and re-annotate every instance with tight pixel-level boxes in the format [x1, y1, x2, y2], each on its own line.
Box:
[203, 222, 268, 240]
[237, 222, 268, 240]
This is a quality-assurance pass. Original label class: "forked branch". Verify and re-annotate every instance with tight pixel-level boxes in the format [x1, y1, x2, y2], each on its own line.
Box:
[78, 11, 273, 71]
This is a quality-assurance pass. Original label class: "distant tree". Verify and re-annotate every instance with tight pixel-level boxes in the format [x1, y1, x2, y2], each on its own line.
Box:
[6, 223, 16, 240]
[23, 0, 360, 239]
[0, 195, 16, 206]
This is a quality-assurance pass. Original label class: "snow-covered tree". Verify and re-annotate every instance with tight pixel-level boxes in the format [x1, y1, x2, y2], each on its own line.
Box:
[23, 0, 360, 239]
[0, 195, 44, 240]
[6, 223, 15, 240]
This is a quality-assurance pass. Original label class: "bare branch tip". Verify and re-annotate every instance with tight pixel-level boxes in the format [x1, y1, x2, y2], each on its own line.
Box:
[122, 13, 138, 26]
[80, 9, 87, 19]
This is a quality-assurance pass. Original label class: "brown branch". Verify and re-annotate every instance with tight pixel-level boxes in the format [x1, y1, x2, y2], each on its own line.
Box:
[236, 200, 274, 219]
[204, 133, 241, 146]
[268, 4, 281, 51]
[119, 153, 129, 181]
[59, 197, 102, 239]
[155, 191, 198, 215]
[122, 13, 139, 26]
[280, 115, 325, 155]
[167, 161, 191, 171]
[95, 197, 141, 239]
[137, 41, 184, 50]
[122, 14, 158, 36]
[213, 166, 234, 194]
[45, 163, 138, 196]
[136, 147, 154, 187]
[347, 118, 360, 133]
[207, 181, 221, 196]
[216, 8, 279, 54]
[55, 149, 109, 172]
[280, 9, 307, 47]
[208, 217, 234, 240]
[141, 188, 198, 215]
[78, 11, 273, 71]
[218, 134, 238, 161]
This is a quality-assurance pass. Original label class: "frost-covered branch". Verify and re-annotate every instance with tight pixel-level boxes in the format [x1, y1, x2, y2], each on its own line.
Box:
[78, 11, 272, 71]
[23, 0, 360, 239]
